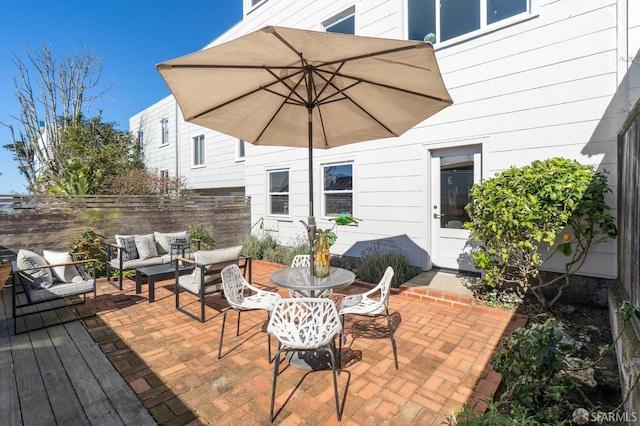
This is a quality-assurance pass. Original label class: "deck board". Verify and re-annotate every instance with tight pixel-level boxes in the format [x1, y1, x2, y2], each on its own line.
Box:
[0, 284, 156, 426]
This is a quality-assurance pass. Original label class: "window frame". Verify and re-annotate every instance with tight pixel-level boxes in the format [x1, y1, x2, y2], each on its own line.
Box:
[321, 162, 354, 219]
[137, 130, 144, 151]
[160, 118, 169, 147]
[236, 139, 246, 162]
[192, 134, 205, 167]
[267, 169, 290, 218]
[406, 0, 531, 46]
[323, 7, 355, 35]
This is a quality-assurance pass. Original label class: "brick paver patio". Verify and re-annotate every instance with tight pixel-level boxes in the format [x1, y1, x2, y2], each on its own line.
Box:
[82, 260, 526, 425]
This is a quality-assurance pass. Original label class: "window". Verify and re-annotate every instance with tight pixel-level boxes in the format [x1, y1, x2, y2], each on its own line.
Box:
[137, 130, 144, 150]
[324, 7, 355, 35]
[408, 0, 528, 44]
[268, 170, 289, 216]
[193, 134, 205, 166]
[322, 163, 353, 217]
[160, 118, 169, 146]
[237, 139, 246, 161]
[159, 169, 169, 194]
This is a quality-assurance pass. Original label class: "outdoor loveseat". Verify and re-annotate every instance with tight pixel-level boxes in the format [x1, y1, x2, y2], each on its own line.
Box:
[11, 249, 97, 335]
[106, 230, 200, 289]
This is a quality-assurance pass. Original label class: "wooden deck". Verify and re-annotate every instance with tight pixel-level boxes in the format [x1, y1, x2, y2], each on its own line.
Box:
[0, 283, 156, 426]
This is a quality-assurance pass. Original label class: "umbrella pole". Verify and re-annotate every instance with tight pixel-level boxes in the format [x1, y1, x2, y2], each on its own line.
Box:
[307, 107, 316, 278]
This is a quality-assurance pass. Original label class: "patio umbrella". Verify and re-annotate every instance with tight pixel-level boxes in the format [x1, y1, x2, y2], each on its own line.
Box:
[156, 26, 453, 272]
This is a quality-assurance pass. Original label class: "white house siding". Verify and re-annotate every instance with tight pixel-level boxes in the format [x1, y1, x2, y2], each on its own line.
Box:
[240, 0, 634, 279]
[129, 96, 245, 194]
[131, 0, 639, 279]
[129, 96, 178, 177]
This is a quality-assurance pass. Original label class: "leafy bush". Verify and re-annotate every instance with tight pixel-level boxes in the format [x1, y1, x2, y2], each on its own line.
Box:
[241, 234, 279, 260]
[465, 157, 617, 307]
[490, 317, 580, 423]
[187, 224, 214, 249]
[69, 229, 107, 277]
[357, 241, 420, 287]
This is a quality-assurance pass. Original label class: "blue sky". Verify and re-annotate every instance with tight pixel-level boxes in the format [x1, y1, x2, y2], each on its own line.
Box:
[0, 1, 242, 194]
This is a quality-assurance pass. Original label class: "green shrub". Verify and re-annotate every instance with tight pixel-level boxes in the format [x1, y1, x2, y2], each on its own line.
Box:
[241, 234, 279, 260]
[69, 229, 107, 277]
[187, 224, 214, 249]
[357, 241, 420, 287]
[490, 317, 580, 423]
[465, 157, 617, 308]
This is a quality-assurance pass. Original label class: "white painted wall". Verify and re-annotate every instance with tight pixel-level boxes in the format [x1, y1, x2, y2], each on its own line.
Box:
[129, 96, 245, 193]
[131, 0, 640, 279]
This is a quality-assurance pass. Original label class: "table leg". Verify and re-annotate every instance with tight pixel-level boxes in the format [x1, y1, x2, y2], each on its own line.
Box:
[136, 271, 142, 294]
[149, 277, 155, 303]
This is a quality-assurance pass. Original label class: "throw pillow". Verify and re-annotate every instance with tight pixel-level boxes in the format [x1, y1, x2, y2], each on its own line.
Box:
[115, 234, 139, 261]
[42, 250, 82, 283]
[135, 234, 158, 260]
[16, 249, 54, 289]
[154, 231, 188, 255]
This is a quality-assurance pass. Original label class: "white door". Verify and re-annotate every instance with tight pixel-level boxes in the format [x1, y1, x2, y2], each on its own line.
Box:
[430, 147, 481, 271]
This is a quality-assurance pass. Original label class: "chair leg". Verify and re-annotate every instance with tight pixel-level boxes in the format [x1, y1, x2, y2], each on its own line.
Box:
[270, 346, 284, 422]
[266, 311, 272, 362]
[200, 295, 205, 323]
[236, 310, 241, 336]
[338, 314, 345, 368]
[385, 309, 398, 370]
[326, 346, 342, 421]
[218, 309, 230, 359]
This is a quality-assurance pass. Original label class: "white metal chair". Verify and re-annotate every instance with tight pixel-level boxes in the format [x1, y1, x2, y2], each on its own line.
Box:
[267, 297, 343, 422]
[288, 254, 332, 298]
[218, 264, 280, 361]
[339, 266, 398, 369]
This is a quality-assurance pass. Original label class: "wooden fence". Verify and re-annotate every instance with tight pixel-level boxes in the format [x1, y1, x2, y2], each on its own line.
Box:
[0, 195, 251, 259]
[614, 99, 640, 414]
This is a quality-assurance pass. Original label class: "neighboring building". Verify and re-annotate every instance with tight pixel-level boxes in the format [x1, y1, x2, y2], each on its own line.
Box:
[130, 0, 639, 279]
[130, 95, 246, 196]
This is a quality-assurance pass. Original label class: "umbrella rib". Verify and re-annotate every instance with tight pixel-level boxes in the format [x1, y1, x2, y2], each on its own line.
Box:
[315, 68, 452, 104]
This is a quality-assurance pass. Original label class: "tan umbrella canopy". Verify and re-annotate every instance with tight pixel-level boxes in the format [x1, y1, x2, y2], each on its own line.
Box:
[157, 26, 453, 270]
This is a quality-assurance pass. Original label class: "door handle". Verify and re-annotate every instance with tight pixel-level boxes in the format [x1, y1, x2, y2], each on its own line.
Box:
[433, 213, 444, 219]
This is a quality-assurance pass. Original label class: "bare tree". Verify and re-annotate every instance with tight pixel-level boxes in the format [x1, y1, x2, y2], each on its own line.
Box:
[2, 44, 114, 192]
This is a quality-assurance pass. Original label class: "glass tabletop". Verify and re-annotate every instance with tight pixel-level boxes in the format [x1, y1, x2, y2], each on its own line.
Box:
[269, 266, 355, 293]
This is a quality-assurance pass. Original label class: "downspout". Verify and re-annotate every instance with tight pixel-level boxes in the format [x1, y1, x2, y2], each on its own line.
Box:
[175, 98, 180, 194]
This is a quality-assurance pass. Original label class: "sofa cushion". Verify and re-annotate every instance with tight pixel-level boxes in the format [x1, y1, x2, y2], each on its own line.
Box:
[154, 231, 188, 255]
[191, 246, 243, 285]
[42, 250, 82, 283]
[110, 256, 164, 270]
[115, 234, 139, 261]
[28, 278, 95, 303]
[135, 234, 158, 260]
[17, 249, 54, 289]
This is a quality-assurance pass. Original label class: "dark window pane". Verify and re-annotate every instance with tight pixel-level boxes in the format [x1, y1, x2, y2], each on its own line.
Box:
[441, 0, 480, 42]
[326, 15, 354, 35]
[440, 165, 473, 228]
[487, 0, 527, 24]
[269, 171, 289, 192]
[408, 0, 436, 42]
[270, 195, 289, 215]
[325, 193, 353, 216]
[324, 164, 352, 191]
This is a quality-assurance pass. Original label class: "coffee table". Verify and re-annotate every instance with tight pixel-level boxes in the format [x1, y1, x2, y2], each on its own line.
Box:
[135, 263, 194, 302]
